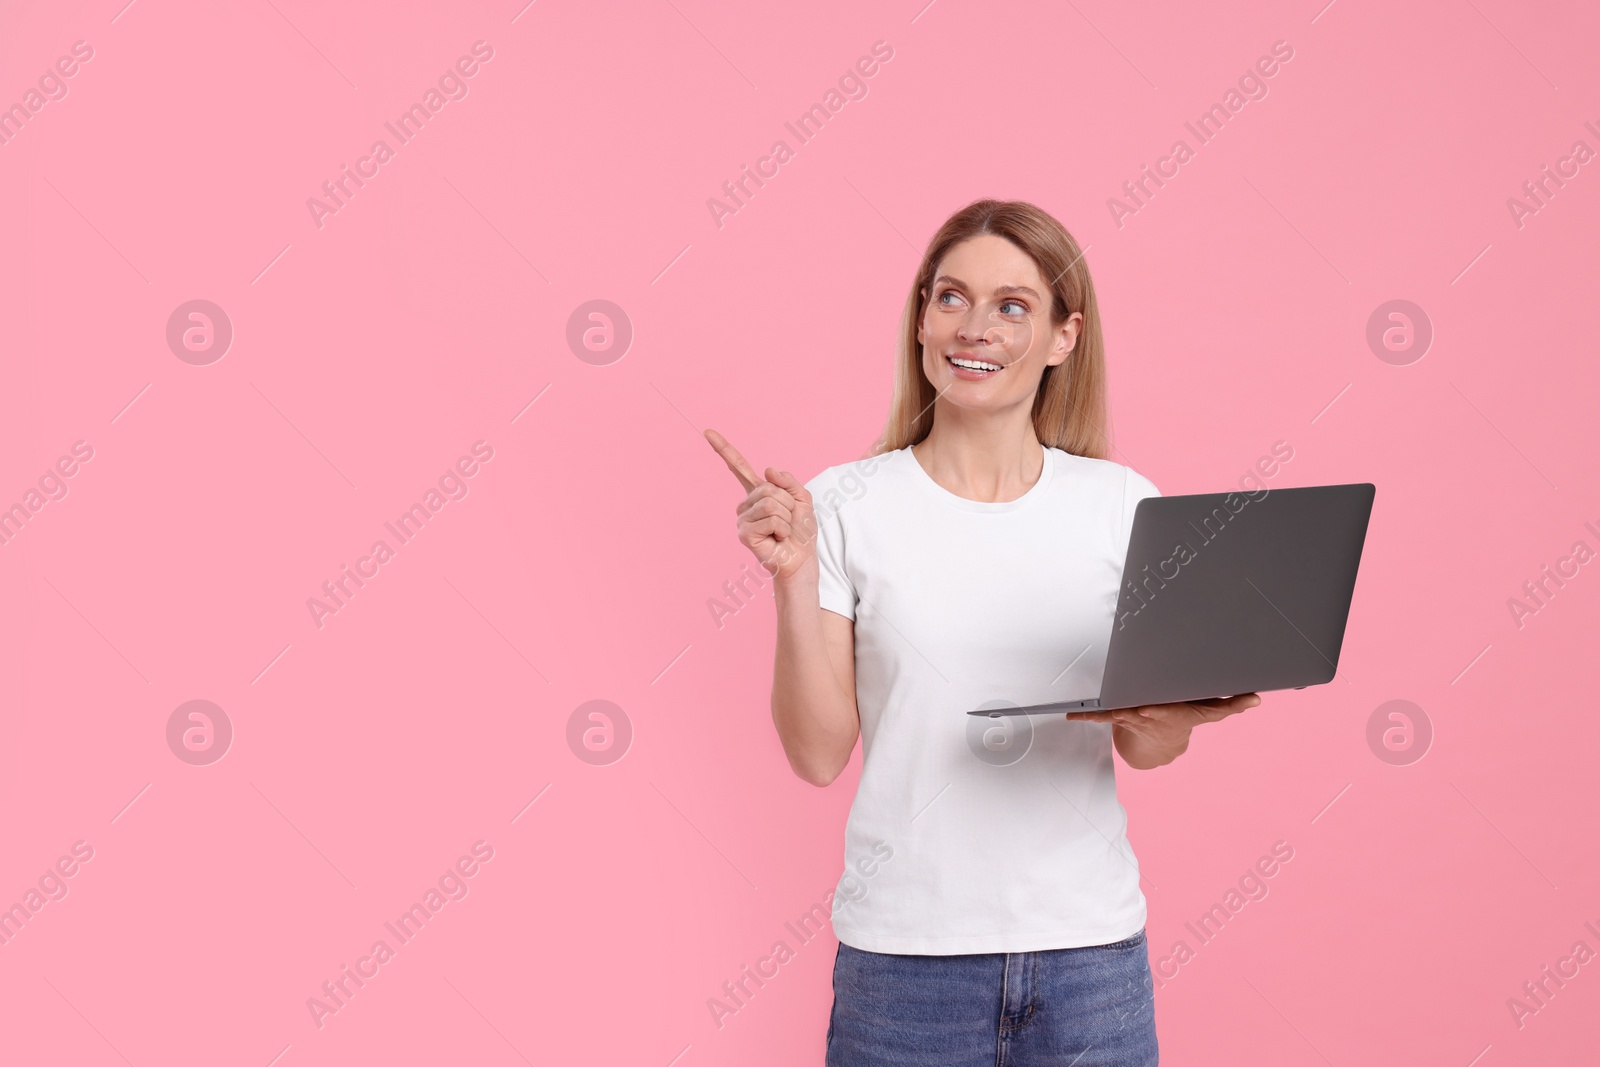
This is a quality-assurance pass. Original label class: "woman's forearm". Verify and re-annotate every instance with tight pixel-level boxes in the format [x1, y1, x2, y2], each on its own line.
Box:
[771, 562, 860, 786]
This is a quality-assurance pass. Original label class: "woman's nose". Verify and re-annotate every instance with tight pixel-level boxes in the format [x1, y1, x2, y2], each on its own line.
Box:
[957, 309, 1005, 346]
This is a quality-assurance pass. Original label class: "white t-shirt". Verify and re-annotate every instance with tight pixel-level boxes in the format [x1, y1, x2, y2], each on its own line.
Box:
[806, 444, 1161, 955]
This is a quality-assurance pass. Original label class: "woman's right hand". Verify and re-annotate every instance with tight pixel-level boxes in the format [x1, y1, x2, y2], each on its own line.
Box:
[704, 428, 818, 582]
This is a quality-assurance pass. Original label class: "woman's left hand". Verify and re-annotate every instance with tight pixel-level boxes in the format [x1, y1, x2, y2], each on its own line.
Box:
[1065, 693, 1262, 768]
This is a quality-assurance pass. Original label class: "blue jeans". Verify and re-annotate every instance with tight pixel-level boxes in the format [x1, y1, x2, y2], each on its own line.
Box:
[825, 929, 1158, 1066]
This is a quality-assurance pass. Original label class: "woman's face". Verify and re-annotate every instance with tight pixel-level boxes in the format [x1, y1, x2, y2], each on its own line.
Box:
[917, 234, 1082, 414]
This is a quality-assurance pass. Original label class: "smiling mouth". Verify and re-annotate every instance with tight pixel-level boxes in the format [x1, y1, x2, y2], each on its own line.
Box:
[947, 354, 1004, 374]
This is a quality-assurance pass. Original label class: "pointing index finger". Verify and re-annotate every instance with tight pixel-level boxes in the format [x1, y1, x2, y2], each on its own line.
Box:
[703, 427, 762, 492]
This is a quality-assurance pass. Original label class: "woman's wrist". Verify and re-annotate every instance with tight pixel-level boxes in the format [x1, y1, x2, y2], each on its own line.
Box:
[1113, 723, 1189, 770]
[771, 558, 819, 600]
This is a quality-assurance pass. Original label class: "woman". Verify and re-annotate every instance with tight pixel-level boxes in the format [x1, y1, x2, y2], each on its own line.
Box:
[705, 199, 1260, 1066]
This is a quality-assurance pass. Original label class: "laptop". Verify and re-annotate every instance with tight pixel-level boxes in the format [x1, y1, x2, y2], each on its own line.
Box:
[968, 482, 1376, 718]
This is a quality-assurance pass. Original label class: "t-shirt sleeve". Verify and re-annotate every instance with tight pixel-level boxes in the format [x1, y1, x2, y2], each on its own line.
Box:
[1119, 466, 1161, 548]
[806, 470, 857, 620]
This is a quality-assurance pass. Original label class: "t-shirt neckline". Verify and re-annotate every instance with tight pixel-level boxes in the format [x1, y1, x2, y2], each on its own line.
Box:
[902, 445, 1056, 513]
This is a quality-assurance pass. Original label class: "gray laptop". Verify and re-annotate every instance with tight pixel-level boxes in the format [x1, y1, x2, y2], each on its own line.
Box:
[969, 482, 1376, 718]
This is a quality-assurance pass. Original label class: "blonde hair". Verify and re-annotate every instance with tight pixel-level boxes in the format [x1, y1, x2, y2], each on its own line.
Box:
[870, 199, 1109, 460]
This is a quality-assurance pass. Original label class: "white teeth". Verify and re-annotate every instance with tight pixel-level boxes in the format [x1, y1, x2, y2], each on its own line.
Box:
[949, 356, 1002, 372]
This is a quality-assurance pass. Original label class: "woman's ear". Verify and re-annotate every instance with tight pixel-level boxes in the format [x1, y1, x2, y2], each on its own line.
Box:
[1050, 311, 1083, 364]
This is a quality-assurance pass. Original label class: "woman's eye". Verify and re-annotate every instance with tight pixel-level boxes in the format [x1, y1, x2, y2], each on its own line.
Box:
[938, 291, 962, 307]
[1000, 300, 1027, 316]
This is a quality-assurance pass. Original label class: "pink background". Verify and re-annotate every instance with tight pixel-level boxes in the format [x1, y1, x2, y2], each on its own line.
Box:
[3, 0, 1598, 1063]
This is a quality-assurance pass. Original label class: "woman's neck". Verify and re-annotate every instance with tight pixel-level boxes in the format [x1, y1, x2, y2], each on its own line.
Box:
[911, 418, 1046, 504]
